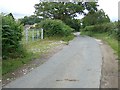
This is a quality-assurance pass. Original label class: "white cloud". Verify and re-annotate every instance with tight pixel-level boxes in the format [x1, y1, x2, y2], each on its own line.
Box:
[0, 0, 39, 18]
[0, 0, 119, 21]
[98, 0, 119, 21]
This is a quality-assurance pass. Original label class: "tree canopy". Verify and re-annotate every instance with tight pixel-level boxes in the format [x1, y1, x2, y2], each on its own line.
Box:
[82, 9, 110, 27]
[19, 15, 42, 25]
[34, 2, 98, 20]
[34, 2, 98, 31]
[2, 13, 24, 59]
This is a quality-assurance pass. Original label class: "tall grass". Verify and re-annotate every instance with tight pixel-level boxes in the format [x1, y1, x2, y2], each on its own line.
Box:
[21, 29, 41, 44]
[81, 32, 118, 59]
[2, 36, 73, 75]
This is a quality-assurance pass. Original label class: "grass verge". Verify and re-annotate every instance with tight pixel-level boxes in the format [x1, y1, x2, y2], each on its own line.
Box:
[81, 31, 120, 72]
[81, 32, 118, 58]
[2, 35, 74, 75]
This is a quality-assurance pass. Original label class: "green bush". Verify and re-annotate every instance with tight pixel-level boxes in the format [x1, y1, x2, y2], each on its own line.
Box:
[81, 25, 95, 36]
[62, 34, 74, 42]
[83, 25, 94, 31]
[65, 18, 81, 32]
[37, 19, 74, 37]
[81, 22, 120, 39]
[2, 14, 24, 59]
[83, 23, 113, 32]
[81, 22, 119, 39]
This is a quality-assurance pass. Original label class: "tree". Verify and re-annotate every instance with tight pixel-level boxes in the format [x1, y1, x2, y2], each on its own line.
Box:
[19, 15, 42, 25]
[34, 2, 98, 30]
[34, 2, 98, 19]
[2, 14, 24, 59]
[82, 9, 110, 27]
[38, 19, 74, 37]
[64, 18, 81, 32]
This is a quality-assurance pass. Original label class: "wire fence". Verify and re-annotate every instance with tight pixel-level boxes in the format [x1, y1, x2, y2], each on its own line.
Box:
[22, 28, 43, 44]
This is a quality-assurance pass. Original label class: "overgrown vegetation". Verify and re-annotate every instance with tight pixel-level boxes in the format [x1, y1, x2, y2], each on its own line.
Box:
[82, 9, 110, 28]
[81, 22, 119, 60]
[81, 22, 118, 39]
[2, 14, 75, 75]
[36, 19, 74, 37]
[34, 2, 98, 31]
[3, 1, 116, 76]
[2, 14, 24, 59]
[2, 38, 66, 75]
[21, 29, 41, 43]
[19, 15, 42, 25]
[65, 18, 81, 32]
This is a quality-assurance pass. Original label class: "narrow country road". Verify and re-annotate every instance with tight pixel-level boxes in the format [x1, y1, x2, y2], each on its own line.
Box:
[4, 35, 103, 88]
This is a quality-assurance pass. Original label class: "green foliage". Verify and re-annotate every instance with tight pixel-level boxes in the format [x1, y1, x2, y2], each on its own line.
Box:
[81, 22, 119, 40]
[34, 2, 98, 30]
[82, 22, 116, 33]
[84, 32, 118, 55]
[2, 52, 33, 75]
[19, 15, 42, 25]
[21, 29, 41, 43]
[81, 21, 119, 58]
[81, 31, 119, 60]
[2, 14, 24, 59]
[82, 9, 110, 27]
[37, 19, 74, 37]
[2, 38, 67, 75]
[35, 2, 84, 19]
[62, 34, 74, 42]
[34, 2, 98, 19]
[118, 21, 120, 40]
[83, 25, 94, 31]
[83, 2, 98, 12]
[0, 14, 1, 76]
[65, 18, 81, 32]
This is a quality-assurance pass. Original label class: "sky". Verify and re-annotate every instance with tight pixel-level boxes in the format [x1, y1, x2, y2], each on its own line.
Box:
[0, 0, 119, 21]
[98, 0, 119, 21]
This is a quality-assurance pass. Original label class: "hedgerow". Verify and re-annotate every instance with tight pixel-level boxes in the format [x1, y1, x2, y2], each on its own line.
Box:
[2, 14, 24, 59]
[36, 19, 74, 37]
[81, 22, 119, 39]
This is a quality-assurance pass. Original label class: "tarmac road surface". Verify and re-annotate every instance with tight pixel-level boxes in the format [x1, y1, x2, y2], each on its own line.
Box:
[4, 35, 102, 88]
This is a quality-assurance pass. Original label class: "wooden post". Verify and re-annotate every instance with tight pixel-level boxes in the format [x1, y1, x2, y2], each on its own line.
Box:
[41, 28, 43, 39]
[37, 29, 39, 39]
[32, 29, 34, 41]
[25, 28, 28, 43]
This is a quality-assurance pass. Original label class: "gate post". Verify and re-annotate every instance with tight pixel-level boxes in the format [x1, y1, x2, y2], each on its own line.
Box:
[41, 28, 43, 39]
